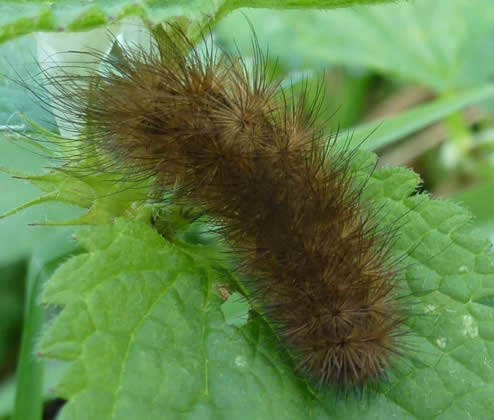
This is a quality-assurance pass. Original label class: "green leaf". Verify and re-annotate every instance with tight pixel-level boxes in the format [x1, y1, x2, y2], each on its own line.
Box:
[371, 176, 494, 419]
[40, 218, 312, 419]
[216, 0, 494, 91]
[34, 148, 494, 419]
[0, 0, 397, 45]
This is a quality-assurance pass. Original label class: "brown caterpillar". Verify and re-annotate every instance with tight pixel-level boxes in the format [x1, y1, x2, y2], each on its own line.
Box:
[32, 24, 409, 391]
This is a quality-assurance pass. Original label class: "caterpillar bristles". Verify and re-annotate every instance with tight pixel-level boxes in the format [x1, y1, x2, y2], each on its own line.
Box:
[30, 23, 411, 392]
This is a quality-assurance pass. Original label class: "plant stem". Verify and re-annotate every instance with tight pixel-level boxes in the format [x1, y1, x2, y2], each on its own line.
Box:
[445, 110, 472, 155]
[12, 232, 81, 420]
[12, 257, 46, 420]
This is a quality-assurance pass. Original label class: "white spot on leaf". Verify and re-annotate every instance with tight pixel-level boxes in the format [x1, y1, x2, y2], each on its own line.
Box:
[235, 355, 247, 368]
[436, 338, 447, 349]
[462, 315, 479, 338]
[424, 304, 437, 314]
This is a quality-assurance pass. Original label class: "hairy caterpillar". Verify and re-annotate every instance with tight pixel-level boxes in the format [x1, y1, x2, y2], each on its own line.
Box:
[29, 24, 410, 392]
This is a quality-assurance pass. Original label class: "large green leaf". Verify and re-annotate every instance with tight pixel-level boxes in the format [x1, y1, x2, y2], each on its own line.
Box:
[0, 0, 397, 45]
[35, 149, 494, 419]
[40, 218, 312, 419]
[216, 0, 494, 92]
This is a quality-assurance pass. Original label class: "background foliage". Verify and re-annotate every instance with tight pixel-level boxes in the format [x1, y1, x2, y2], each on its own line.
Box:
[1, 0, 494, 419]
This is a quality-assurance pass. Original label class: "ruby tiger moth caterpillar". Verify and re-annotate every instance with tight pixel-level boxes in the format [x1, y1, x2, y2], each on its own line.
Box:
[30, 23, 411, 392]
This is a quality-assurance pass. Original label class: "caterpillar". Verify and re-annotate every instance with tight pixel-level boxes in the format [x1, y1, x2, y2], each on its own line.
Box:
[32, 24, 409, 392]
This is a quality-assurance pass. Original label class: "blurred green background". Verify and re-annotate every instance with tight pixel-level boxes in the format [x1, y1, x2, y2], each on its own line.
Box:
[1, 0, 494, 418]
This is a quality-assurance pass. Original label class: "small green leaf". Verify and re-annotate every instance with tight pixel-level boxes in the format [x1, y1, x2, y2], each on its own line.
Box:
[0, 132, 152, 226]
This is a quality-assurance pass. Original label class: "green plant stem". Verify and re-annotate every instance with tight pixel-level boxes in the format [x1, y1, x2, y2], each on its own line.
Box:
[12, 232, 80, 420]
[445, 110, 473, 155]
[12, 257, 46, 420]
[346, 85, 494, 151]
